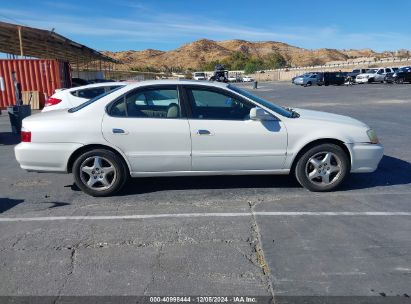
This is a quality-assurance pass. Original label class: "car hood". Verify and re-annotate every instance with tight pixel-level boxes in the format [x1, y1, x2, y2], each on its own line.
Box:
[293, 108, 368, 128]
[357, 73, 374, 77]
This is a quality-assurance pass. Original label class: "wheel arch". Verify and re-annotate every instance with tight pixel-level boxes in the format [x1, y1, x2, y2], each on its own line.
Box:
[290, 138, 352, 173]
[67, 144, 131, 175]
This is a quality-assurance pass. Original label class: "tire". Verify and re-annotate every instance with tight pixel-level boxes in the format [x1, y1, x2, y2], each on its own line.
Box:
[368, 78, 374, 83]
[294, 144, 349, 192]
[73, 149, 128, 197]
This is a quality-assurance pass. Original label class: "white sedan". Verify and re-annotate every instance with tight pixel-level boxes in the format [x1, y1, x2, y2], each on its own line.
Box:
[15, 80, 383, 196]
[42, 82, 126, 112]
[242, 76, 254, 82]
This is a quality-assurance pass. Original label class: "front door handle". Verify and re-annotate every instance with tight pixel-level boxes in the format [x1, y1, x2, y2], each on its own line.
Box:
[112, 128, 127, 134]
[197, 129, 211, 135]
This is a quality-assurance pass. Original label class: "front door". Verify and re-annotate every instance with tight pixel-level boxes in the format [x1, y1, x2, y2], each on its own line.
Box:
[182, 86, 288, 172]
[375, 69, 385, 82]
[102, 85, 191, 173]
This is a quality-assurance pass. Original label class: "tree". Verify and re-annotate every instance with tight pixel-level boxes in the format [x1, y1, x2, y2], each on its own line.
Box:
[229, 51, 250, 70]
[265, 52, 286, 69]
[244, 59, 264, 74]
[199, 60, 222, 71]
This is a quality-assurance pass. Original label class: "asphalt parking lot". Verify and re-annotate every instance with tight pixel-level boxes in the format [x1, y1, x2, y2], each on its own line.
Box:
[0, 81, 411, 301]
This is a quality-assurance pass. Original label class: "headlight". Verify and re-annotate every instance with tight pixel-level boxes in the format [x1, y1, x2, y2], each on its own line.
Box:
[393, 73, 397, 77]
[367, 129, 379, 144]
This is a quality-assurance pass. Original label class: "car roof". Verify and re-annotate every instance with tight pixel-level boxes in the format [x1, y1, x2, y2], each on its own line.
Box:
[64, 81, 127, 92]
[123, 79, 230, 89]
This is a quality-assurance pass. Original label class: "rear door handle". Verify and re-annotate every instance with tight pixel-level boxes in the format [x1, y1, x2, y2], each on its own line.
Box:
[112, 128, 127, 134]
[197, 129, 211, 135]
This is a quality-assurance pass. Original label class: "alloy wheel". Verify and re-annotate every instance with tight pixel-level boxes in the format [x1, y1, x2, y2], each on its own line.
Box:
[79, 156, 117, 191]
[305, 151, 342, 186]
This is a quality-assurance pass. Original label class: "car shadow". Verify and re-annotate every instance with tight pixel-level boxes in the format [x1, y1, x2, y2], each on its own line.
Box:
[42, 201, 71, 209]
[119, 174, 300, 196]
[0, 198, 25, 213]
[66, 155, 410, 196]
[341, 155, 411, 190]
[0, 132, 20, 145]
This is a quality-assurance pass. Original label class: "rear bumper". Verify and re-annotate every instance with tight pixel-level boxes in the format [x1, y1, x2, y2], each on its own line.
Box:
[347, 143, 384, 173]
[15, 142, 83, 172]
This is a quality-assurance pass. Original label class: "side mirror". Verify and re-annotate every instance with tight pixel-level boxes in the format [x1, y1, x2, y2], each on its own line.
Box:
[250, 107, 276, 121]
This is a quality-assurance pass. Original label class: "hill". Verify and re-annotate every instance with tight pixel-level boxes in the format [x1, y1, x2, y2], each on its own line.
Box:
[103, 39, 384, 71]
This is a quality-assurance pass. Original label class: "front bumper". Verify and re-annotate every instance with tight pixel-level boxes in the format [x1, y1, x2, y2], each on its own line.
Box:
[15, 142, 83, 172]
[346, 143, 384, 173]
[356, 78, 369, 83]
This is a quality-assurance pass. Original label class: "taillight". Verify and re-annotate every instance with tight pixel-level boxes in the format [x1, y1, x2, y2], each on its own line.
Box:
[45, 97, 62, 107]
[21, 130, 31, 142]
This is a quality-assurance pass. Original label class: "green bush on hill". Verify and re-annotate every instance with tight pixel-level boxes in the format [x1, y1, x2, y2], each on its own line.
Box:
[198, 51, 286, 73]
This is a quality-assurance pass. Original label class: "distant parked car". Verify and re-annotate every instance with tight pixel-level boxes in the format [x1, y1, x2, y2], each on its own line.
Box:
[71, 78, 90, 87]
[193, 72, 207, 81]
[317, 72, 345, 86]
[391, 66, 411, 84]
[294, 73, 321, 86]
[347, 68, 370, 83]
[384, 72, 395, 84]
[292, 73, 312, 84]
[88, 79, 117, 84]
[242, 76, 254, 82]
[43, 82, 126, 112]
[228, 75, 239, 82]
[356, 67, 397, 83]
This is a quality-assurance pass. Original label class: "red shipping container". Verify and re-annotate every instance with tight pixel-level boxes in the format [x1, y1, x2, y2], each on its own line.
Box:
[0, 59, 71, 109]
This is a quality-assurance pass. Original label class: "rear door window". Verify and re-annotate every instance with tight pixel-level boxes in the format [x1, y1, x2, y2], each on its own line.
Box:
[109, 86, 181, 119]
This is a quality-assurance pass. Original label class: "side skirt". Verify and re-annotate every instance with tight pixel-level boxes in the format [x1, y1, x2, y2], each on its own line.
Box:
[130, 169, 290, 177]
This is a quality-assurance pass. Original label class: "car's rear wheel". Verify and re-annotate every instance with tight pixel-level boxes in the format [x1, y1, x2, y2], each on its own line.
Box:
[295, 144, 349, 192]
[73, 149, 128, 197]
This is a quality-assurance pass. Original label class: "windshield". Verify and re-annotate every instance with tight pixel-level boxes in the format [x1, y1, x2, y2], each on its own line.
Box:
[228, 85, 293, 118]
[68, 86, 124, 113]
[399, 67, 411, 72]
[366, 69, 377, 73]
[194, 73, 205, 77]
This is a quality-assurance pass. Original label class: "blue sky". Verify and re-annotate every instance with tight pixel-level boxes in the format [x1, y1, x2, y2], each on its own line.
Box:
[1, 0, 410, 52]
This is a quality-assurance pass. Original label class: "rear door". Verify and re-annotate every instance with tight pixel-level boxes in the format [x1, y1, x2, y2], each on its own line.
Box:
[102, 85, 191, 173]
[182, 85, 288, 172]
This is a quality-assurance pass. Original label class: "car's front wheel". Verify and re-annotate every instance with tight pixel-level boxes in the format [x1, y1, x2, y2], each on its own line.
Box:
[295, 144, 349, 192]
[73, 149, 128, 197]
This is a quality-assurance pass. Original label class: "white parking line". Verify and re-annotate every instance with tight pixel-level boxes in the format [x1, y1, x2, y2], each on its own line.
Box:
[0, 211, 411, 222]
